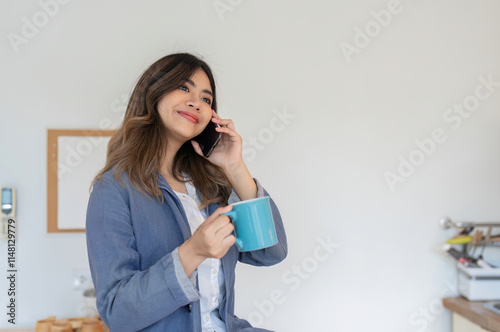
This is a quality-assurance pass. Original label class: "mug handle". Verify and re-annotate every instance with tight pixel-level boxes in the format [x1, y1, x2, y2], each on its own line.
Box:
[222, 211, 244, 250]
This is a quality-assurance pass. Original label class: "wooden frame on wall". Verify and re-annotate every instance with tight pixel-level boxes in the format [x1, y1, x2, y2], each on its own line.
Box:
[47, 129, 115, 233]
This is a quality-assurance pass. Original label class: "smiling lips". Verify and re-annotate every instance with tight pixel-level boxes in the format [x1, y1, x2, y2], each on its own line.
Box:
[177, 111, 199, 124]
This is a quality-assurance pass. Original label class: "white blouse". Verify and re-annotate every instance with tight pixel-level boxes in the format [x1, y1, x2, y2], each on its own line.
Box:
[174, 181, 227, 332]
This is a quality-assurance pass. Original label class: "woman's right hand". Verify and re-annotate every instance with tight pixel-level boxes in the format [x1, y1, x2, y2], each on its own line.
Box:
[178, 205, 235, 277]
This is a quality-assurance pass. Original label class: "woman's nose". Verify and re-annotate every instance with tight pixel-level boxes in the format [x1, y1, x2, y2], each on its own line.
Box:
[186, 95, 200, 110]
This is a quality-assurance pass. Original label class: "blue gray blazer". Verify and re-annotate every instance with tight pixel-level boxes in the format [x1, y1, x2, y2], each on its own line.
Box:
[86, 169, 287, 331]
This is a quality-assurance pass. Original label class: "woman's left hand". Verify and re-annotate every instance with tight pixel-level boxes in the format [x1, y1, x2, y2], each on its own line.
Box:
[191, 110, 244, 172]
[192, 110, 258, 201]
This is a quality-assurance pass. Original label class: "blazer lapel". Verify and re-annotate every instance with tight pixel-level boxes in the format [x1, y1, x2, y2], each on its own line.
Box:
[157, 173, 192, 241]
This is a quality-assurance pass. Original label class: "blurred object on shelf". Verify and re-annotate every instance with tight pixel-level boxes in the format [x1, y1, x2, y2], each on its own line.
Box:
[35, 316, 108, 332]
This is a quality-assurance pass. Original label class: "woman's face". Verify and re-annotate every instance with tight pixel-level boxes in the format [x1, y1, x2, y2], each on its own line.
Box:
[157, 68, 214, 145]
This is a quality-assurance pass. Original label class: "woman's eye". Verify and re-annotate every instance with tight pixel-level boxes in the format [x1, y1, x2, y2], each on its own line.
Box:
[202, 98, 212, 106]
[179, 85, 189, 92]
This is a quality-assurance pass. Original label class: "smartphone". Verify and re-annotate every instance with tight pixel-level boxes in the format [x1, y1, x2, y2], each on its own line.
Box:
[192, 119, 222, 157]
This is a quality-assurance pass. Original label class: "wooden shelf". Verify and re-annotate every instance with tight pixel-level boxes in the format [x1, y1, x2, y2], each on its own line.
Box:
[443, 297, 500, 332]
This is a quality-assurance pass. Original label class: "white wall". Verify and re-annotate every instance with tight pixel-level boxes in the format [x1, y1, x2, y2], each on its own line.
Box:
[1, 0, 500, 331]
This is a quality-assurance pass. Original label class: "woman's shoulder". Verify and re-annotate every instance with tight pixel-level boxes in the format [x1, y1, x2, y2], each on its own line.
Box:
[87, 168, 134, 217]
[92, 166, 131, 193]
[92, 166, 162, 203]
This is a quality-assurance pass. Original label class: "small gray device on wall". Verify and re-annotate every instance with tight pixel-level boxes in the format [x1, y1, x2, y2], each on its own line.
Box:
[1, 187, 16, 240]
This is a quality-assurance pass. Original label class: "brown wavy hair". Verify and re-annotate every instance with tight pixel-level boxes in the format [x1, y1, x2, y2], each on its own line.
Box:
[93, 53, 232, 207]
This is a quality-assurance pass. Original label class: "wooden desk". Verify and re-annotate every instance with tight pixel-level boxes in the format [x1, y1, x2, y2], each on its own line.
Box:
[443, 297, 500, 332]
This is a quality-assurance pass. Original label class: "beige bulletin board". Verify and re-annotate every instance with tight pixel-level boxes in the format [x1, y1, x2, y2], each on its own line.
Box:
[47, 129, 115, 233]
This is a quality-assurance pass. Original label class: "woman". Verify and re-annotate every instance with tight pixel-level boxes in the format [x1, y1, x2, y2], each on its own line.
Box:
[86, 53, 287, 331]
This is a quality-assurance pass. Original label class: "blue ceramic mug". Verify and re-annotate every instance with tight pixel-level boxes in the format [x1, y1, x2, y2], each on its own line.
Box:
[222, 196, 278, 252]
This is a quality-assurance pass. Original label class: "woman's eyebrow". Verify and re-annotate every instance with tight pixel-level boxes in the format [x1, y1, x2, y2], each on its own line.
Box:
[185, 78, 213, 97]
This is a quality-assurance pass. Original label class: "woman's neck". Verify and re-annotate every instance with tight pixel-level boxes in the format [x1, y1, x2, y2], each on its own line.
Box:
[161, 139, 183, 177]
[160, 140, 188, 194]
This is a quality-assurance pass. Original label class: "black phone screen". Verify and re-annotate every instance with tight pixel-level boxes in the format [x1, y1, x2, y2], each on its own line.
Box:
[192, 119, 222, 157]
